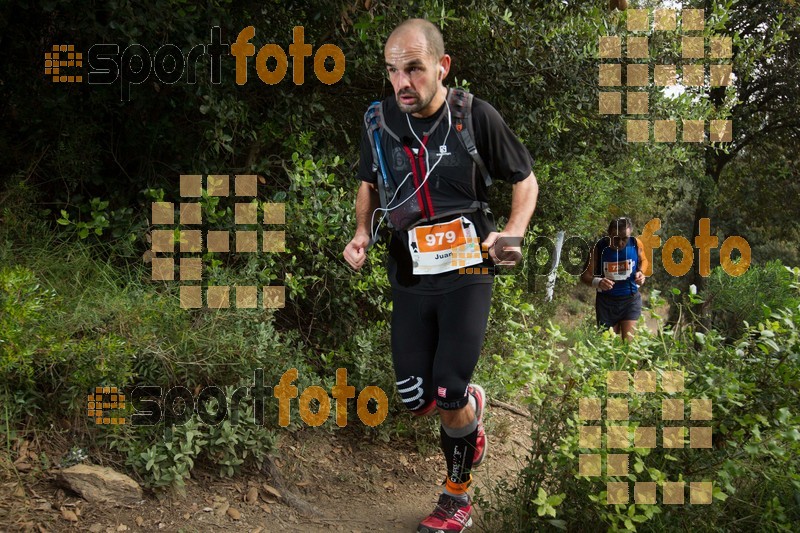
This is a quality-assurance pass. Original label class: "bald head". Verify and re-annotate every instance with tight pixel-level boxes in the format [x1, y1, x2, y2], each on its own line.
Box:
[384, 18, 450, 117]
[387, 18, 445, 60]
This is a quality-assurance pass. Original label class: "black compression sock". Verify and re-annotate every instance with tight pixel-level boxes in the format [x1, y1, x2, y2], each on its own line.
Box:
[440, 421, 478, 486]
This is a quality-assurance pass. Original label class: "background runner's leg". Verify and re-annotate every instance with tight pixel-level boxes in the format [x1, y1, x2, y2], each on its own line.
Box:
[618, 320, 637, 341]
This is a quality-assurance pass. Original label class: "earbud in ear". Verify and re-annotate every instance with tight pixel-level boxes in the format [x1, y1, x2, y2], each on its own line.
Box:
[439, 66, 446, 79]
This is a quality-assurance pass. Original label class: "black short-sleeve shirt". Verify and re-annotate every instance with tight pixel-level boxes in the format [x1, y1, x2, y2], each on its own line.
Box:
[357, 91, 533, 294]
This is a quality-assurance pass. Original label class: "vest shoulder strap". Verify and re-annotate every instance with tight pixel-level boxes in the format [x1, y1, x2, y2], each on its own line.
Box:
[364, 93, 493, 226]
[364, 101, 393, 216]
[364, 101, 383, 174]
[446, 88, 492, 188]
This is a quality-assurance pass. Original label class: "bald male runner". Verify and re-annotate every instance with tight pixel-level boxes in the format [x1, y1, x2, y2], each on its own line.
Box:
[344, 19, 538, 532]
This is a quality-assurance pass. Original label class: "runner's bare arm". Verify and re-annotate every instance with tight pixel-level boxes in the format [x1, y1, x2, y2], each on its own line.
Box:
[482, 172, 538, 264]
[634, 237, 648, 285]
[343, 181, 380, 271]
[355, 181, 379, 238]
[504, 172, 538, 237]
[581, 245, 614, 290]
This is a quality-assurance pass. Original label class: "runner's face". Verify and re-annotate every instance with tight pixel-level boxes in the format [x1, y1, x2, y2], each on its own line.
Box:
[384, 31, 444, 117]
[609, 226, 632, 249]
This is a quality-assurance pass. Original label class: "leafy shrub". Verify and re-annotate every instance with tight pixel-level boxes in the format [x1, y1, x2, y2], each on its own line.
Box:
[0, 264, 135, 419]
[705, 261, 799, 339]
[0, 265, 56, 384]
[110, 394, 276, 492]
[477, 274, 556, 398]
[479, 286, 800, 532]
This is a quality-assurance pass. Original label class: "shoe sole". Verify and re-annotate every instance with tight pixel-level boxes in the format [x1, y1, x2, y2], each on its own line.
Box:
[470, 384, 487, 468]
[417, 517, 473, 533]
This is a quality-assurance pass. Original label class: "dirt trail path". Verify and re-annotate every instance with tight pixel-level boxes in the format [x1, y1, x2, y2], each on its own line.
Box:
[3, 286, 657, 532]
[1, 407, 531, 532]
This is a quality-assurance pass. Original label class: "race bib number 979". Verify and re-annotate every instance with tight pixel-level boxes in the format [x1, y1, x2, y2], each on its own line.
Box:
[408, 216, 482, 275]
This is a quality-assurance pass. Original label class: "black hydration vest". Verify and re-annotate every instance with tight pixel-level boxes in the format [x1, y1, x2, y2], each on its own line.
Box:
[364, 88, 493, 231]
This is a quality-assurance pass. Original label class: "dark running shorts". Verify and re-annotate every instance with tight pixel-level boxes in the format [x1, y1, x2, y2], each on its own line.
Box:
[596, 292, 642, 328]
[391, 283, 493, 411]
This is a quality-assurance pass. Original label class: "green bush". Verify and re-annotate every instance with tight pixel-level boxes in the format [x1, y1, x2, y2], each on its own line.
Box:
[109, 393, 276, 492]
[476, 274, 556, 398]
[479, 286, 800, 532]
[0, 221, 291, 450]
[705, 261, 800, 339]
[0, 265, 56, 384]
[0, 192, 395, 486]
[0, 262, 137, 420]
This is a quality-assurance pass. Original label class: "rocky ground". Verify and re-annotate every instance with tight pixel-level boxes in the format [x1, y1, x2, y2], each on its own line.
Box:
[0, 404, 532, 532]
[1, 287, 664, 532]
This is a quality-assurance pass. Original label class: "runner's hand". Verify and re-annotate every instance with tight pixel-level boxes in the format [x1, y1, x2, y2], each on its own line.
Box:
[482, 232, 523, 266]
[343, 233, 371, 271]
[598, 278, 615, 291]
[634, 271, 645, 286]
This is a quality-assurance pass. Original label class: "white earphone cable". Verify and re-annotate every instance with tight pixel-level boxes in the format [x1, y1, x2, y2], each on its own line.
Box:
[370, 97, 453, 243]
